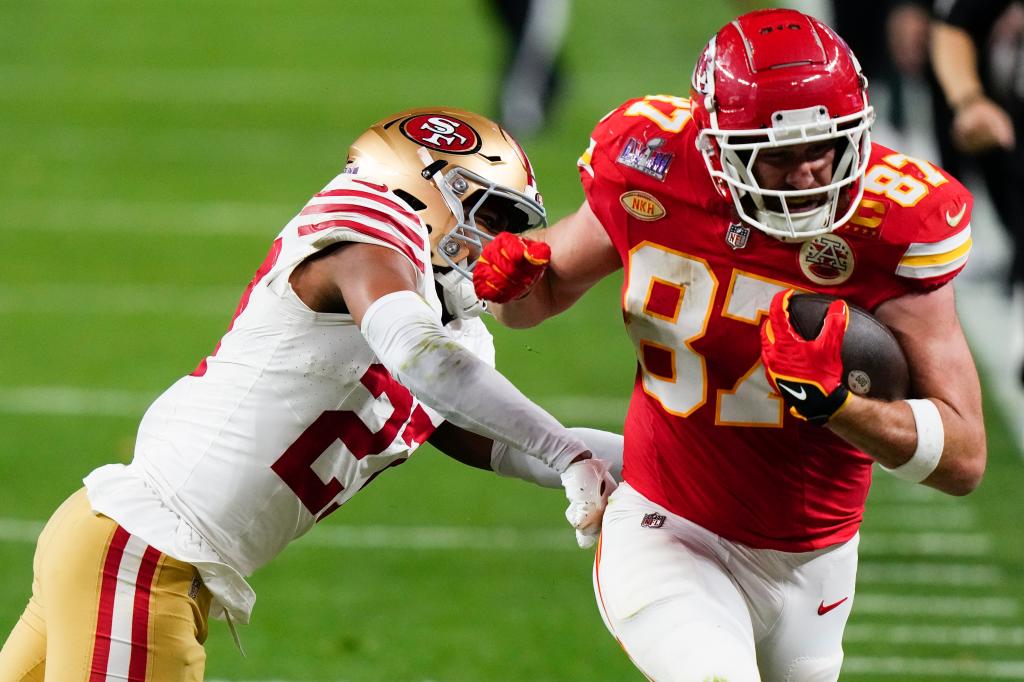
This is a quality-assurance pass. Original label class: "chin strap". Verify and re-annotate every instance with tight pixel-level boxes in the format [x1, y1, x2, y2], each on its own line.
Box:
[435, 268, 488, 320]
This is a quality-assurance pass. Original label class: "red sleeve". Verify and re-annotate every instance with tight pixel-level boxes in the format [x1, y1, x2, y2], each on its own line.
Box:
[886, 167, 974, 292]
[576, 96, 715, 256]
[577, 100, 639, 257]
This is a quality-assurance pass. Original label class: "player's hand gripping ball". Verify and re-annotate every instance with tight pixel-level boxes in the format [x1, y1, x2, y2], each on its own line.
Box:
[760, 289, 851, 425]
[786, 293, 911, 402]
[473, 232, 551, 303]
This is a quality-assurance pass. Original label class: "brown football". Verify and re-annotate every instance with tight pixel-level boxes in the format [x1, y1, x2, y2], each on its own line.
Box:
[786, 293, 910, 401]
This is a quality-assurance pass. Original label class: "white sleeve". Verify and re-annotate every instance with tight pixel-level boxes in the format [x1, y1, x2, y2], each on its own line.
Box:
[490, 427, 624, 488]
[360, 290, 586, 473]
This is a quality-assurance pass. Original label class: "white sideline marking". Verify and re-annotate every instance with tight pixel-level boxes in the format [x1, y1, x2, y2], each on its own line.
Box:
[854, 594, 1019, 618]
[0, 386, 627, 425]
[859, 532, 991, 557]
[843, 656, 1024, 678]
[845, 624, 1024, 647]
[857, 562, 1002, 587]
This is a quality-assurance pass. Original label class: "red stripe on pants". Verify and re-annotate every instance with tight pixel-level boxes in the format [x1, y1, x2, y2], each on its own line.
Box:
[128, 546, 161, 681]
[90, 526, 131, 681]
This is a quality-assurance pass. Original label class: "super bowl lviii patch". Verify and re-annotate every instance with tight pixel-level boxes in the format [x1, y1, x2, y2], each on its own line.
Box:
[616, 137, 673, 181]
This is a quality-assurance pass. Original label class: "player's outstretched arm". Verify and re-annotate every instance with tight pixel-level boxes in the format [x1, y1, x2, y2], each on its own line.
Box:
[478, 200, 621, 329]
[829, 285, 986, 495]
[293, 240, 616, 544]
[429, 422, 623, 489]
[430, 422, 622, 548]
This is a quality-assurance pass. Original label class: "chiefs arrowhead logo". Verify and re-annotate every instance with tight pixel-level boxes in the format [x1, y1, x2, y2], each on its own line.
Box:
[799, 234, 855, 285]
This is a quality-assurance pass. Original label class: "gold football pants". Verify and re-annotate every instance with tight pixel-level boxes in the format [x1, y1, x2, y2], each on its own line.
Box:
[0, 488, 212, 681]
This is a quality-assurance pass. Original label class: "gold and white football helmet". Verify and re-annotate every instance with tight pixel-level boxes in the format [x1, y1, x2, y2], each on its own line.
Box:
[346, 107, 546, 317]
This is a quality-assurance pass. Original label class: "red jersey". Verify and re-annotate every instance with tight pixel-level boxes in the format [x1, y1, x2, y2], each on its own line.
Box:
[579, 95, 973, 551]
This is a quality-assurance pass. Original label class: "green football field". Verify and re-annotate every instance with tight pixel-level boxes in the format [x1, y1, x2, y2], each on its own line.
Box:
[1, 2, 1022, 680]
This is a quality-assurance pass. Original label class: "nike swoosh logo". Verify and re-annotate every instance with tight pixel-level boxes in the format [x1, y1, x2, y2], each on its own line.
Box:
[818, 597, 849, 615]
[353, 179, 389, 193]
[945, 203, 967, 227]
[778, 383, 807, 401]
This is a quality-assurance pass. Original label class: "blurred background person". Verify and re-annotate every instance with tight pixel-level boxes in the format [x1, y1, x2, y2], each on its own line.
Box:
[488, 0, 571, 138]
[931, 0, 1024, 387]
[830, 1, 932, 135]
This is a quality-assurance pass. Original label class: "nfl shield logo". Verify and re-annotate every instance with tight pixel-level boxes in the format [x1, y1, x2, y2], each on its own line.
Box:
[641, 513, 666, 529]
[726, 223, 750, 250]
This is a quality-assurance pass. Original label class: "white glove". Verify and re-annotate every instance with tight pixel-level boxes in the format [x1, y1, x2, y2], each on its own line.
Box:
[560, 457, 617, 548]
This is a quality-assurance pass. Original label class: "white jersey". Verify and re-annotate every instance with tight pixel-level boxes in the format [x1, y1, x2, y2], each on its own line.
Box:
[85, 174, 495, 622]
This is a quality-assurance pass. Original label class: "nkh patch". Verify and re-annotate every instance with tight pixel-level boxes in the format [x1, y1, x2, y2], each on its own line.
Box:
[616, 137, 673, 181]
[620, 191, 666, 221]
[726, 222, 751, 250]
[640, 512, 666, 529]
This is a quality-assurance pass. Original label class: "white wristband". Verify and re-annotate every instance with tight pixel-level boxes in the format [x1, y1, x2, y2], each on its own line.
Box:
[881, 399, 944, 483]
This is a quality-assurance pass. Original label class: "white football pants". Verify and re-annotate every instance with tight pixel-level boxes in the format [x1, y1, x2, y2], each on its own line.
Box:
[594, 483, 858, 682]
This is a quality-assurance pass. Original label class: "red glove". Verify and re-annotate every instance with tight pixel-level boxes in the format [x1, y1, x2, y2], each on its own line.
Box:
[473, 232, 551, 303]
[760, 289, 851, 425]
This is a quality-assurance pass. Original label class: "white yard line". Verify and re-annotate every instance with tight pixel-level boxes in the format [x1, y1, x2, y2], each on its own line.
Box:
[859, 532, 992, 557]
[0, 386, 627, 425]
[843, 656, 1024, 679]
[0, 283, 238, 316]
[0, 517, 569, 552]
[0, 519, 44, 543]
[0, 387, 156, 417]
[0, 196, 293, 236]
[865, 478, 952, 502]
[857, 562, 1002, 587]
[845, 624, 1024, 647]
[0, 63, 425, 106]
[854, 594, 1019, 619]
[863, 504, 978, 530]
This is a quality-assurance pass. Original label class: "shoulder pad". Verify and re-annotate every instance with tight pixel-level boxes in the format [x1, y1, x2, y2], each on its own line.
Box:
[294, 173, 429, 272]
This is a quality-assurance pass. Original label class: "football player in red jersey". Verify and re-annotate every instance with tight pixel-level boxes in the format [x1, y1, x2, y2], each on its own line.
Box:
[474, 9, 986, 681]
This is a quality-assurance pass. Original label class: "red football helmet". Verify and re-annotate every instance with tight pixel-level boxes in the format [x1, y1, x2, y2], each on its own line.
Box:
[690, 9, 875, 240]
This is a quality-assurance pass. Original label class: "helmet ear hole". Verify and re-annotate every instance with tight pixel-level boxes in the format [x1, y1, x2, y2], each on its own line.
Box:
[392, 189, 427, 211]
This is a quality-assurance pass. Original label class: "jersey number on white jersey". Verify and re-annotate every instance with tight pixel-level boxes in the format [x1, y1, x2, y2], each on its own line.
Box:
[271, 364, 435, 521]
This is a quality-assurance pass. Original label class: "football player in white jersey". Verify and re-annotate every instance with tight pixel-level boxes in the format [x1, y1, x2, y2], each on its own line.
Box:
[0, 107, 621, 682]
